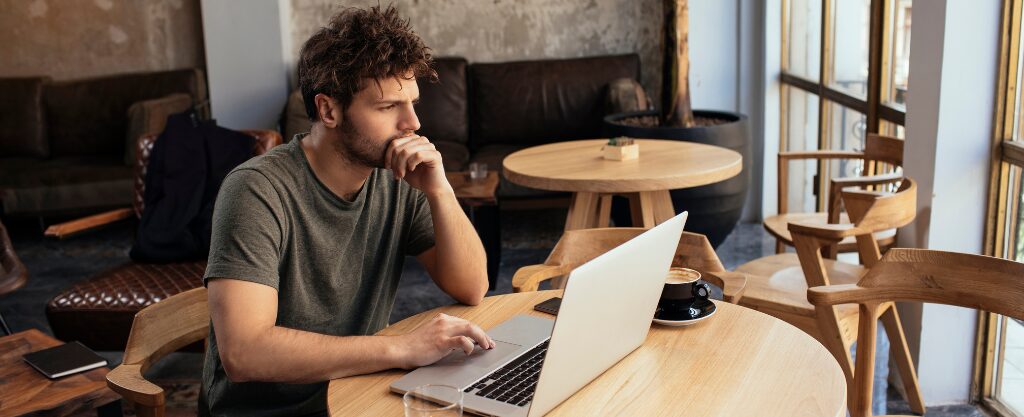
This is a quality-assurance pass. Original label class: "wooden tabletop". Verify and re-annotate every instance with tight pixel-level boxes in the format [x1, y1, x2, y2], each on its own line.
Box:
[502, 139, 742, 193]
[446, 170, 500, 206]
[327, 291, 846, 417]
[0, 329, 119, 417]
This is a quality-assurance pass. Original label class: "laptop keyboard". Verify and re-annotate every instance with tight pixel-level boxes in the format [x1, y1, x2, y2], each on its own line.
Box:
[464, 340, 549, 407]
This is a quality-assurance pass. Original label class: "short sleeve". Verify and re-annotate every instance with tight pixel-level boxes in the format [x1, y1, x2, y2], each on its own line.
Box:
[204, 169, 285, 289]
[404, 189, 435, 256]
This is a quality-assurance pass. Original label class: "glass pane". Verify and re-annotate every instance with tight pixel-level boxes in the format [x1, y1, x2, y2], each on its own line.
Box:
[996, 315, 1024, 415]
[1014, 16, 1024, 142]
[786, 0, 822, 81]
[828, 0, 871, 98]
[823, 100, 868, 183]
[993, 163, 1023, 415]
[884, 0, 912, 109]
[880, 120, 906, 139]
[783, 86, 820, 213]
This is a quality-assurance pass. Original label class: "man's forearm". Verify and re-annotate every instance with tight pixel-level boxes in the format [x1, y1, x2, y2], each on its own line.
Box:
[425, 189, 488, 304]
[224, 325, 405, 383]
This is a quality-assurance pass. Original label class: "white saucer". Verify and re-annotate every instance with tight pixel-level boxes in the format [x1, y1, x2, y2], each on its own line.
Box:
[652, 301, 717, 327]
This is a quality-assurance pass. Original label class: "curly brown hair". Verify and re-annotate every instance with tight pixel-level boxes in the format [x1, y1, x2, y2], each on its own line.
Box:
[297, 4, 436, 121]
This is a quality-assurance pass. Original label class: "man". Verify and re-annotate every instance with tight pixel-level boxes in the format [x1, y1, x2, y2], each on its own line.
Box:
[200, 6, 494, 416]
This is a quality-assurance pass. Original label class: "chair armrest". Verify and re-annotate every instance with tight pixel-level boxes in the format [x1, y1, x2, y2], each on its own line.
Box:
[106, 363, 165, 408]
[807, 283, 871, 307]
[778, 150, 864, 161]
[702, 270, 747, 304]
[44, 208, 135, 239]
[512, 264, 570, 293]
[830, 172, 903, 189]
[788, 221, 859, 241]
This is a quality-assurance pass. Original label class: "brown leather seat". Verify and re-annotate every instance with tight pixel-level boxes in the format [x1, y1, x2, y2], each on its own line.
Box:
[45, 129, 281, 350]
[46, 261, 206, 350]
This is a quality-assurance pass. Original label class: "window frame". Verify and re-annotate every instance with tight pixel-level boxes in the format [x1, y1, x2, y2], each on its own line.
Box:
[780, 0, 908, 211]
[977, 1, 1024, 416]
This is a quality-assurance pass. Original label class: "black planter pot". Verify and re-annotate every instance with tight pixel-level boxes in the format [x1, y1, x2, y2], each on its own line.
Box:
[603, 110, 750, 248]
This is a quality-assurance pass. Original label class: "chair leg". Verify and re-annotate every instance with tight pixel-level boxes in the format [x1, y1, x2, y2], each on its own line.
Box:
[881, 303, 926, 414]
[775, 240, 785, 254]
[0, 311, 11, 336]
[815, 307, 857, 415]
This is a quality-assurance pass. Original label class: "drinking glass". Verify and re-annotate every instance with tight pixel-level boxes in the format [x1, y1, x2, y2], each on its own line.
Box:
[468, 162, 488, 181]
[403, 384, 463, 417]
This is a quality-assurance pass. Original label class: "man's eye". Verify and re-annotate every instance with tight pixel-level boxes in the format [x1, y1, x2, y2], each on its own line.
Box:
[381, 104, 396, 110]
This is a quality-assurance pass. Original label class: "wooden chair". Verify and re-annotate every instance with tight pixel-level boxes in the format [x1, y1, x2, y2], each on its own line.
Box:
[44, 129, 283, 238]
[809, 249, 1024, 417]
[106, 287, 208, 417]
[512, 228, 747, 303]
[735, 178, 925, 415]
[766, 133, 904, 256]
[0, 220, 29, 335]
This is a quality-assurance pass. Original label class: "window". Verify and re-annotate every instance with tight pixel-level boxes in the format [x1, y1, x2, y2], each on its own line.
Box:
[980, 1, 1024, 416]
[780, 0, 911, 212]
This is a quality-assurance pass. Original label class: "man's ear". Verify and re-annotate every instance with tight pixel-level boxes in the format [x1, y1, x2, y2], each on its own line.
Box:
[314, 93, 343, 129]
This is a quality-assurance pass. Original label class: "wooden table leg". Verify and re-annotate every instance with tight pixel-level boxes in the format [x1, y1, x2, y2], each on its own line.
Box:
[636, 190, 677, 228]
[596, 194, 613, 228]
[565, 192, 601, 230]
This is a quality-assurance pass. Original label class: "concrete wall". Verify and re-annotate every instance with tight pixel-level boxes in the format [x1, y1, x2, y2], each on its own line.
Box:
[0, 0, 205, 80]
[286, 0, 663, 104]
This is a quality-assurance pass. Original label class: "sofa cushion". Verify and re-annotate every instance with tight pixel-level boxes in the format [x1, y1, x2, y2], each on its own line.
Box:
[469, 145, 565, 199]
[436, 141, 470, 172]
[124, 93, 194, 165]
[0, 157, 132, 215]
[44, 68, 206, 158]
[418, 57, 469, 145]
[469, 54, 641, 151]
[0, 77, 49, 158]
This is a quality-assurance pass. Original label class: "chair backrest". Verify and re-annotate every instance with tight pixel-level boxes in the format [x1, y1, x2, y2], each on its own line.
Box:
[790, 178, 917, 287]
[0, 220, 28, 296]
[808, 249, 1024, 417]
[545, 228, 727, 273]
[132, 129, 283, 217]
[862, 133, 904, 168]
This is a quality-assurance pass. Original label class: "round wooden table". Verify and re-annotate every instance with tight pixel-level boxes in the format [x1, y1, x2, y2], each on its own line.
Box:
[502, 139, 742, 230]
[327, 291, 846, 417]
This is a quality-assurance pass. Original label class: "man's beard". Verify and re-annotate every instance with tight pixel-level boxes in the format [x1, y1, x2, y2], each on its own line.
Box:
[332, 119, 391, 168]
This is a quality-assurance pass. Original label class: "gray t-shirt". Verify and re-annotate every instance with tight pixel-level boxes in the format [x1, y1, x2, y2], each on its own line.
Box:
[199, 136, 435, 417]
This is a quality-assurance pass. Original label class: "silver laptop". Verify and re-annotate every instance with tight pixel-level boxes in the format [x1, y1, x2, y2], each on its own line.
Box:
[391, 212, 688, 417]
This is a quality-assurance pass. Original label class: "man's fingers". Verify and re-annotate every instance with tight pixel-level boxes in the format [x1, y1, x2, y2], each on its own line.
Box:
[459, 322, 494, 350]
[405, 150, 441, 175]
[449, 335, 475, 355]
[393, 143, 437, 178]
[385, 135, 423, 170]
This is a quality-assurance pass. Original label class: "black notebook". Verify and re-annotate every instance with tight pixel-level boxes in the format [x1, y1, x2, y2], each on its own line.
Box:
[22, 341, 107, 379]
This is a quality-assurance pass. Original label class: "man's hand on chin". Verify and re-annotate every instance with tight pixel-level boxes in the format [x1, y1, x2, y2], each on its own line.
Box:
[384, 135, 453, 196]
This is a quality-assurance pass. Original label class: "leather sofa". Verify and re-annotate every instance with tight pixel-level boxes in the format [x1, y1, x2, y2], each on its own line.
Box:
[0, 69, 206, 216]
[284, 53, 643, 198]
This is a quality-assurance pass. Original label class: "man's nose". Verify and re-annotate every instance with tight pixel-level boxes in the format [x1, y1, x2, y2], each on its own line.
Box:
[399, 105, 421, 132]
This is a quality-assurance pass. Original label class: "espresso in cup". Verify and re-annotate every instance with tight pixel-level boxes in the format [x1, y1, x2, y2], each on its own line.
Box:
[657, 267, 711, 319]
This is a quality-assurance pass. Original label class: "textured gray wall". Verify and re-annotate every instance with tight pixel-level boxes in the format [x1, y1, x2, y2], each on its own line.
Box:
[288, 0, 663, 102]
[0, 0, 205, 80]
